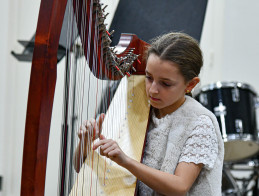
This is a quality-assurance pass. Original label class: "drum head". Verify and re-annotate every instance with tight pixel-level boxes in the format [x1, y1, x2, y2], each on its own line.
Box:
[224, 140, 259, 162]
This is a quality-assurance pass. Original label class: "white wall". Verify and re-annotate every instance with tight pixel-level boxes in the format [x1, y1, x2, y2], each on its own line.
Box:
[200, 0, 226, 86]
[200, 0, 259, 93]
[222, 0, 259, 89]
[0, 0, 40, 195]
[1, 0, 259, 195]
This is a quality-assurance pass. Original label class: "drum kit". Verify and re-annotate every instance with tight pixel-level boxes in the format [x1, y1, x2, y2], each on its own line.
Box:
[195, 81, 259, 196]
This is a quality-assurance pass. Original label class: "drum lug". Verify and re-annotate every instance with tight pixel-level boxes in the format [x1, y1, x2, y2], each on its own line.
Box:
[214, 102, 227, 116]
[232, 87, 240, 102]
[235, 119, 243, 134]
[214, 102, 228, 140]
[199, 93, 208, 105]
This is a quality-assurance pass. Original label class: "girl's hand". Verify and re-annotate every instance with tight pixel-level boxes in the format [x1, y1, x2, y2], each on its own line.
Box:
[73, 113, 105, 173]
[93, 135, 130, 167]
[78, 113, 105, 142]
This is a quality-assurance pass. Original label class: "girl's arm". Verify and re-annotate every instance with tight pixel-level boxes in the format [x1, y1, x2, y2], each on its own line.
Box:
[93, 136, 203, 196]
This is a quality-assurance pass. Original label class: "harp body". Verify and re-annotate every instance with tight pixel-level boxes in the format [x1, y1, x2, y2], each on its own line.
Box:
[21, 0, 150, 195]
[70, 76, 150, 196]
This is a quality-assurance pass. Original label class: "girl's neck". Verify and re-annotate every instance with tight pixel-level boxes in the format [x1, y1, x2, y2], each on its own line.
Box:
[154, 97, 186, 119]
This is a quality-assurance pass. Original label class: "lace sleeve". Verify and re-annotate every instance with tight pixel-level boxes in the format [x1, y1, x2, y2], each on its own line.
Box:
[179, 115, 218, 170]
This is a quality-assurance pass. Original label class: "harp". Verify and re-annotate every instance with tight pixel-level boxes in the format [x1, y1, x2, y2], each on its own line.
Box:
[20, 0, 150, 195]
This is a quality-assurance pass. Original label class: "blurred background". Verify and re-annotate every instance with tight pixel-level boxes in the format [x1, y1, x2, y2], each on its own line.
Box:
[0, 0, 259, 195]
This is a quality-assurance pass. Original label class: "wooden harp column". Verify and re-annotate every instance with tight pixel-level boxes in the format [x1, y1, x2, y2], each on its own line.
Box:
[21, 0, 68, 195]
[21, 0, 149, 195]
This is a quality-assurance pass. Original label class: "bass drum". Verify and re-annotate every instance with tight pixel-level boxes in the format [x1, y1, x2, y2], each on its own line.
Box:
[222, 169, 240, 196]
[195, 81, 259, 162]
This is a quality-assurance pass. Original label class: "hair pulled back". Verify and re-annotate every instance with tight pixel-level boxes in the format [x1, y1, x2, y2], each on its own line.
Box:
[147, 32, 203, 83]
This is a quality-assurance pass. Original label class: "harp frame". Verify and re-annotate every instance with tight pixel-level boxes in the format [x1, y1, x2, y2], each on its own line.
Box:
[21, 0, 68, 195]
[20, 0, 149, 195]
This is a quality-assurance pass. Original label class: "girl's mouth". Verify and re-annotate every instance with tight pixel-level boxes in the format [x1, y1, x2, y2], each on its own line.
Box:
[150, 96, 160, 101]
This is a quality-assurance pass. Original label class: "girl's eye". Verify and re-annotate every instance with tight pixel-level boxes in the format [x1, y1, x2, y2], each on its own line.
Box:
[162, 82, 171, 87]
[145, 75, 152, 80]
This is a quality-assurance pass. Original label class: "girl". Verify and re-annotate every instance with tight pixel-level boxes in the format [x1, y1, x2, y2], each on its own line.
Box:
[75, 32, 224, 195]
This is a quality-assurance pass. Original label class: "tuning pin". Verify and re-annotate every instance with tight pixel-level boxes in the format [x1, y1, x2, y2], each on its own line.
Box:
[110, 46, 116, 52]
[103, 13, 109, 19]
[132, 67, 136, 72]
[109, 30, 115, 36]
[126, 72, 131, 77]
[102, 40, 111, 48]
[126, 51, 133, 56]
[98, 18, 105, 25]
[128, 48, 135, 52]
[98, 23, 106, 31]
[115, 65, 124, 77]
[102, 5, 108, 12]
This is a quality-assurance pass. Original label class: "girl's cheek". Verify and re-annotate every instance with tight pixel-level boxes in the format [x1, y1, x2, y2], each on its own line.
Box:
[145, 83, 150, 93]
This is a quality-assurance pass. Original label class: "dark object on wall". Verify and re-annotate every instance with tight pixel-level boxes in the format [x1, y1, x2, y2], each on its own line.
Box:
[11, 1, 76, 63]
[110, 0, 208, 45]
[11, 37, 66, 63]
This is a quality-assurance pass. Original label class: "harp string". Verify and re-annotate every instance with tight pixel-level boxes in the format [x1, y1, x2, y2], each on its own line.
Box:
[72, 0, 82, 194]
[58, 0, 133, 195]
[58, 0, 78, 194]
[58, 0, 88, 194]
[78, 0, 92, 194]
[77, 0, 108, 194]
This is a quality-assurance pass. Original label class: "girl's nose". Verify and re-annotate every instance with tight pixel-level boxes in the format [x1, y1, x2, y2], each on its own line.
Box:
[149, 81, 159, 94]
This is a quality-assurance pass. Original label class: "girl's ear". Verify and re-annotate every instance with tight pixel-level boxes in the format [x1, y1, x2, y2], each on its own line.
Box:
[186, 77, 200, 92]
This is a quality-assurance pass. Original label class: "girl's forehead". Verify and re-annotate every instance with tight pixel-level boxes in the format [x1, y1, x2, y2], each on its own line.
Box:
[147, 53, 178, 66]
[146, 55, 180, 73]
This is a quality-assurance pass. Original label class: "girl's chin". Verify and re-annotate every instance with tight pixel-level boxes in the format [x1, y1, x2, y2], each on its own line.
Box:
[149, 102, 163, 109]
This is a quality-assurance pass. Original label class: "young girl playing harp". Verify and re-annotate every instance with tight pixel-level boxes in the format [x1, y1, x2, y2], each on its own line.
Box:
[74, 32, 224, 196]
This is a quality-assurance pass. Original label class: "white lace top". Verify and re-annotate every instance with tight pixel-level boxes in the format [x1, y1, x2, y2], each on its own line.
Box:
[137, 96, 224, 196]
[179, 115, 218, 169]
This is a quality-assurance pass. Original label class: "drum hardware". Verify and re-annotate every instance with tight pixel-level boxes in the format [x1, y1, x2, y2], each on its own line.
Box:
[222, 157, 259, 196]
[222, 167, 241, 196]
[232, 86, 240, 102]
[195, 81, 259, 162]
[224, 160, 259, 196]
[199, 93, 208, 105]
[238, 174, 258, 196]
[235, 119, 243, 135]
[214, 102, 227, 141]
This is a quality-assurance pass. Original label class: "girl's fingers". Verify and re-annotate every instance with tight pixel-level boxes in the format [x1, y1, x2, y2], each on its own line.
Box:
[83, 120, 87, 127]
[86, 121, 92, 130]
[98, 113, 105, 134]
[77, 131, 82, 139]
[94, 139, 120, 158]
[80, 125, 86, 133]
[101, 143, 117, 155]
[89, 118, 96, 129]
[93, 138, 113, 150]
[99, 134, 106, 140]
[93, 139, 105, 150]
[80, 115, 105, 141]
[107, 148, 120, 158]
